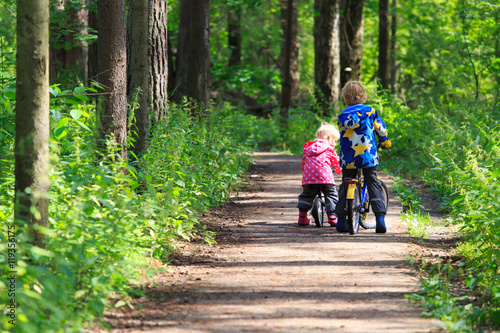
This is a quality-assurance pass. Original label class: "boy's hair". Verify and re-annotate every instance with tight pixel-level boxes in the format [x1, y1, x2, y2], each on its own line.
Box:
[342, 81, 367, 105]
[315, 122, 340, 140]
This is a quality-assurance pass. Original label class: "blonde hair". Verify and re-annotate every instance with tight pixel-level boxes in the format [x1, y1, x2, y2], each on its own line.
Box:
[315, 122, 340, 140]
[342, 81, 367, 105]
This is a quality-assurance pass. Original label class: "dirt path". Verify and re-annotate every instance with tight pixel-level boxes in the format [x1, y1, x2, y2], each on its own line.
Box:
[103, 152, 443, 333]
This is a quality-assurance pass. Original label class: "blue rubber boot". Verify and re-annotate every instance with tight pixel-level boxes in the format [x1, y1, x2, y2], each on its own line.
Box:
[376, 215, 387, 234]
[336, 216, 348, 232]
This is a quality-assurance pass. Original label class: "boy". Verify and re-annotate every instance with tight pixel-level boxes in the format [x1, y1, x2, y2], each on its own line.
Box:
[335, 81, 391, 233]
[297, 122, 342, 226]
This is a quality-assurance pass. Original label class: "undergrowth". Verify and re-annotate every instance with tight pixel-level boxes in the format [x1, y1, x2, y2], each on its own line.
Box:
[0, 85, 253, 332]
[381, 96, 500, 332]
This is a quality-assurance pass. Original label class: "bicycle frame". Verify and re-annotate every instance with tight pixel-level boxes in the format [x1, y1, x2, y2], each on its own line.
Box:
[344, 173, 361, 234]
[345, 171, 370, 208]
[360, 180, 369, 218]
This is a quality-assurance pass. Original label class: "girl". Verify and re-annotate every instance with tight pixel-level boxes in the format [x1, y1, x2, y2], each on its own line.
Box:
[297, 123, 342, 226]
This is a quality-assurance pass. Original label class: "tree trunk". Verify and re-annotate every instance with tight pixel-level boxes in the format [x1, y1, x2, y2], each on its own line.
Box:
[176, 0, 210, 114]
[65, 0, 88, 80]
[378, 0, 391, 90]
[228, 4, 242, 67]
[280, 0, 300, 100]
[280, 0, 295, 119]
[314, 0, 341, 108]
[390, 0, 398, 95]
[15, 0, 50, 247]
[97, 0, 127, 158]
[340, 0, 365, 89]
[87, 4, 98, 80]
[148, 0, 168, 122]
[128, 0, 150, 156]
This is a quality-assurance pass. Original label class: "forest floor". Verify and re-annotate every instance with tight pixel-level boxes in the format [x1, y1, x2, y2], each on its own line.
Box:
[100, 152, 459, 333]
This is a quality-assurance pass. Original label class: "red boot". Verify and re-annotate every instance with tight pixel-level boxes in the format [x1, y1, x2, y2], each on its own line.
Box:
[298, 214, 311, 226]
[328, 214, 337, 227]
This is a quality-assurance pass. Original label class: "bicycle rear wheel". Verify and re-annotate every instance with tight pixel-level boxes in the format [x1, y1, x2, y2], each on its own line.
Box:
[360, 180, 390, 229]
[312, 197, 325, 227]
[347, 186, 360, 234]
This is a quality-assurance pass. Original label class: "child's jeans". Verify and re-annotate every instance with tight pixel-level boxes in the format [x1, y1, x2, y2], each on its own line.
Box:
[335, 167, 386, 217]
[298, 184, 339, 215]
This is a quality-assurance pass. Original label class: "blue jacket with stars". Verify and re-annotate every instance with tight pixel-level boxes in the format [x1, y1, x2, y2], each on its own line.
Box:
[337, 104, 390, 169]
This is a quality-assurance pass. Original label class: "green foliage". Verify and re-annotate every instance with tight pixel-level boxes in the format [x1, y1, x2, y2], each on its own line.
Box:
[207, 0, 283, 103]
[135, 101, 253, 257]
[392, 176, 432, 239]
[0, 83, 253, 332]
[178, 0, 500, 107]
[378, 90, 500, 329]
[244, 106, 334, 155]
[210, 64, 282, 104]
[456, 0, 500, 99]
[401, 210, 433, 239]
[207, 0, 317, 103]
[48, 0, 97, 87]
[407, 260, 486, 333]
[433, 106, 500, 319]
[392, 177, 424, 211]
[0, 1, 16, 57]
[395, 0, 500, 103]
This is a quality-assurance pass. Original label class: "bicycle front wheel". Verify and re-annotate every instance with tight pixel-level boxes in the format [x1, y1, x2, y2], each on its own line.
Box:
[312, 197, 325, 228]
[347, 186, 360, 235]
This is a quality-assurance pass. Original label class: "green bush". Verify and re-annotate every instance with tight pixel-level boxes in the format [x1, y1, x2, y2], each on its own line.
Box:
[0, 85, 253, 332]
[378, 95, 500, 330]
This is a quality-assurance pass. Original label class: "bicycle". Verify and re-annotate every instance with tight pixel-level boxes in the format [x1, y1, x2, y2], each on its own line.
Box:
[343, 145, 390, 234]
[343, 170, 389, 234]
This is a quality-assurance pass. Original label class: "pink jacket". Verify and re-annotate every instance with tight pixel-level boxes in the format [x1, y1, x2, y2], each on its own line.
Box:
[302, 139, 342, 186]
